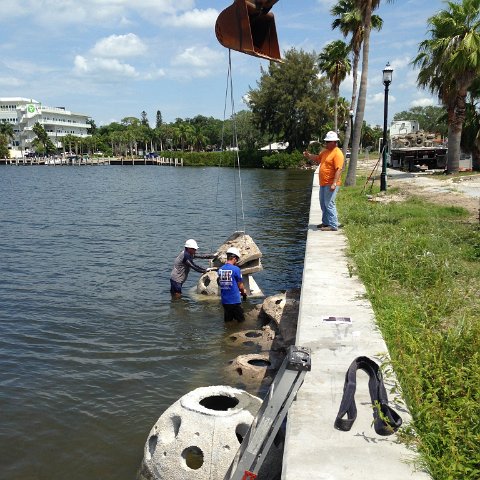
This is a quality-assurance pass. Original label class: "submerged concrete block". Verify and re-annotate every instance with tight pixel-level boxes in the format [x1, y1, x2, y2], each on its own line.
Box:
[139, 386, 261, 480]
[196, 271, 219, 296]
[225, 353, 284, 392]
[196, 272, 263, 298]
[227, 325, 276, 351]
[261, 289, 300, 348]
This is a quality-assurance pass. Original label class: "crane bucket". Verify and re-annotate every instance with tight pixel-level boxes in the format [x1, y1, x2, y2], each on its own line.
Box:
[215, 0, 281, 62]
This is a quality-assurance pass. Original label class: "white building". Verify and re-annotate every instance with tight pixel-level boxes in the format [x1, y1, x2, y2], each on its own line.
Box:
[0, 97, 90, 156]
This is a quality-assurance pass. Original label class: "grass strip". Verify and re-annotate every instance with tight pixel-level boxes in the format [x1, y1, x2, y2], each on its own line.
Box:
[337, 183, 480, 480]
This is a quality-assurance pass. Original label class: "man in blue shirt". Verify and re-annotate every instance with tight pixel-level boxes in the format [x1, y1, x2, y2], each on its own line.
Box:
[217, 247, 247, 322]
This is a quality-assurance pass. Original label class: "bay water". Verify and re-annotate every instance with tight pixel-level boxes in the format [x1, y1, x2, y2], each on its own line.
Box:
[0, 165, 312, 479]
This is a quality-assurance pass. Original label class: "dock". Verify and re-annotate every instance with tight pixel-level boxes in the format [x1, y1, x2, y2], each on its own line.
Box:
[282, 169, 430, 479]
[0, 156, 184, 167]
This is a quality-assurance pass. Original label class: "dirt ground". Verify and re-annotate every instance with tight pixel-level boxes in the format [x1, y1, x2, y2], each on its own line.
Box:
[357, 158, 480, 222]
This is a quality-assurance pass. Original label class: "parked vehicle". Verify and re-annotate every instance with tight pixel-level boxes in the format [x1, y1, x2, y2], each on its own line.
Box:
[388, 120, 447, 171]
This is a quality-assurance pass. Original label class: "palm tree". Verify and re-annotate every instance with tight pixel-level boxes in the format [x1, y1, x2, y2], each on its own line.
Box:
[174, 123, 194, 151]
[62, 134, 76, 154]
[0, 121, 15, 144]
[412, 0, 480, 172]
[318, 40, 352, 132]
[344, 0, 394, 186]
[190, 125, 209, 152]
[331, 0, 383, 158]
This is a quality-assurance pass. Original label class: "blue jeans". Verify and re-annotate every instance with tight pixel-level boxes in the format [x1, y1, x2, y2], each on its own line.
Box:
[319, 185, 339, 229]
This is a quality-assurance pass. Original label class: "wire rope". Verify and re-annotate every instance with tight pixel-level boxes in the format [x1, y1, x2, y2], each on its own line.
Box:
[210, 50, 246, 252]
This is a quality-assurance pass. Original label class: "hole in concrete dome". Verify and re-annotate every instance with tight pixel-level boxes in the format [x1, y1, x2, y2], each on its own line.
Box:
[245, 331, 261, 338]
[242, 341, 256, 347]
[148, 435, 158, 458]
[236, 423, 250, 443]
[248, 358, 271, 367]
[204, 277, 211, 286]
[199, 395, 239, 411]
[182, 446, 204, 470]
[171, 415, 181, 438]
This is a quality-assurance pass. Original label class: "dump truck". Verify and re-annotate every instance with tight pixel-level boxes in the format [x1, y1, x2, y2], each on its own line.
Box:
[388, 120, 447, 171]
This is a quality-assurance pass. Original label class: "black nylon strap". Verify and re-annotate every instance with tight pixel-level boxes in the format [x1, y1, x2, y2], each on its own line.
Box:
[334, 356, 402, 436]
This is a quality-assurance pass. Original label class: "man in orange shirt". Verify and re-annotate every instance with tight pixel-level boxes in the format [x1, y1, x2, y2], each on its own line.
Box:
[303, 131, 344, 231]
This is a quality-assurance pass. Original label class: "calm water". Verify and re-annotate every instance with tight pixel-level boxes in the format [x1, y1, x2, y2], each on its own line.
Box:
[0, 165, 312, 480]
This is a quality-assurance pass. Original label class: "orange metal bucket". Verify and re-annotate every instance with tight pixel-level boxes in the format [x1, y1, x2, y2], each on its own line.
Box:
[215, 0, 281, 61]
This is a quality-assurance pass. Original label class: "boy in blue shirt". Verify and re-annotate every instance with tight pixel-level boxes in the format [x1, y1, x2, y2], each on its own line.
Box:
[217, 247, 247, 322]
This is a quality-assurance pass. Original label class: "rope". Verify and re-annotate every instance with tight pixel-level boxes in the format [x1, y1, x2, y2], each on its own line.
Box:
[362, 145, 384, 194]
[210, 50, 246, 252]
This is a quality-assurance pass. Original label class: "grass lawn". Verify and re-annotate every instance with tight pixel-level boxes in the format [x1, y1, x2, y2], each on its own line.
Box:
[338, 181, 480, 479]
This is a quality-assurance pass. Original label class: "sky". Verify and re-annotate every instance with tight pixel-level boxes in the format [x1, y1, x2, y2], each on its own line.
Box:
[0, 0, 448, 129]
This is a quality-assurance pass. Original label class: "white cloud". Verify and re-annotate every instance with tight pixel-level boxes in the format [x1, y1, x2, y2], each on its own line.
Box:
[173, 46, 221, 67]
[74, 55, 139, 78]
[4, 60, 55, 75]
[167, 8, 218, 28]
[144, 68, 167, 80]
[411, 97, 436, 107]
[0, 76, 25, 87]
[1, 0, 197, 28]
[369, 92, 397, 105]
[91, 34, 147, 58]
[172, 47, 225, 78]
[370, 92, 385, 104]
[390, 57, 412, 71]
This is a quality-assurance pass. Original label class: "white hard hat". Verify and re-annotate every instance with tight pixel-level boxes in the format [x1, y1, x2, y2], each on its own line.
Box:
[185, 239, 199, 249]
[226, 247, 241, 259]
[324, 131, 340, 142]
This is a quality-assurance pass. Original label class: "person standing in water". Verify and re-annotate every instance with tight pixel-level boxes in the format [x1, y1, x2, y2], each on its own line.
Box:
[170, 239, 213, 299]
[217, 247, 247, 322]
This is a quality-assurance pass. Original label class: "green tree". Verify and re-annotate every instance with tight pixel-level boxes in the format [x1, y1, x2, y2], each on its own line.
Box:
[62, 134, 77, 154]
[345, 0, 394, 186]
[187, 115, 223, 148]
[155, 110, 163, 129]
[86, 118, 97, 135]
[360, 121, 382, 149]
[413, 0, 480, 172]
[174, 122, 194, 151]
[318, 40, 351, 132]
[141, 110, 149, 126]
[0, 134, 9, 158]
[464, 78, 480, 169]
[0, 121, 15, 144]
[32, 122, 56, 155]
[247, 48, 331, 151]
[331, 0, 383, 156]
[190, 125, 208, 151]
[229, 110, 267, 150]
[121, 116, 140, 127]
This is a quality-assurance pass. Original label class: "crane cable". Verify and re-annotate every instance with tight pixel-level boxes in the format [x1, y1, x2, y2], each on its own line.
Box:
[211, 49, 246, 252]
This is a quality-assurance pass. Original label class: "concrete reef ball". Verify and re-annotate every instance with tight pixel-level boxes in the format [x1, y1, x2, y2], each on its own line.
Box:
[140, 386, 267, 480]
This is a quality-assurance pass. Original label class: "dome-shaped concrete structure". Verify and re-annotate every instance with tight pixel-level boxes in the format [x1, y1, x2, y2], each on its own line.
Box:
[138, 385, 281, 480]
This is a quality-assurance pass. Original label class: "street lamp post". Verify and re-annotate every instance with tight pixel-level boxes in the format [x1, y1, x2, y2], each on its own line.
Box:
[381, 62, 393, 192]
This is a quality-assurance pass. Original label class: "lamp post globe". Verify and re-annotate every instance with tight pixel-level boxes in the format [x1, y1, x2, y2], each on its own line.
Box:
[380, 62, 393, 192]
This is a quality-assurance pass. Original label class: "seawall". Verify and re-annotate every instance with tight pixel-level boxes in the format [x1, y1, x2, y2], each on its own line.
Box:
[281, 169, 430, 479]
